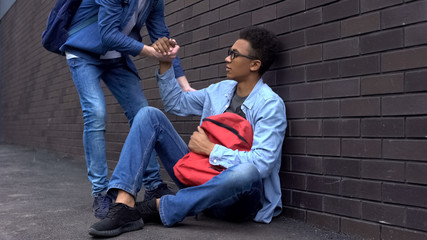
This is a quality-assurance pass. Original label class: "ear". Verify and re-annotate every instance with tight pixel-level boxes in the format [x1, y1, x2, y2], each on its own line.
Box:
[249, 60, 261, 72]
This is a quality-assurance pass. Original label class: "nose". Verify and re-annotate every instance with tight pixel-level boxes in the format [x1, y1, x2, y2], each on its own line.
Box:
[225, 55, 231, 63]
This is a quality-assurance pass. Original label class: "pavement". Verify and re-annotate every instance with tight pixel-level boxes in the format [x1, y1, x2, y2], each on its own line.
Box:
[0, 144, 360, 240]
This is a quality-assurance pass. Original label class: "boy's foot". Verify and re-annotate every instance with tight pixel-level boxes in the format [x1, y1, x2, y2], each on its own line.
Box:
[144, 183, 174, 201]
[88, 203, 143, 237]
[93, 193, 113, 219]
[136, 198, 161, 223]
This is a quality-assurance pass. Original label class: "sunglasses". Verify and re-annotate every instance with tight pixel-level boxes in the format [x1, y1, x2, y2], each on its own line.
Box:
[227, 49, 259, 61]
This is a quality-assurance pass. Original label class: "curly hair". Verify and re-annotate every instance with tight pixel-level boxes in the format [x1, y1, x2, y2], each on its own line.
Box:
[239, 26, 279, 76]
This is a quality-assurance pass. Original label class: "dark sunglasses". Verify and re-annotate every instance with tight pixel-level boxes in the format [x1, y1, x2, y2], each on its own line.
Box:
[227, 49, 258, 61]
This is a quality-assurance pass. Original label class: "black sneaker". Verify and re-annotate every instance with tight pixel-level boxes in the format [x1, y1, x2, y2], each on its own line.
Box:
[136, 198, 161, 223]
[93, 193, 113, 219]
[88, 203, 143, 237]
[144, 183, 174, 201]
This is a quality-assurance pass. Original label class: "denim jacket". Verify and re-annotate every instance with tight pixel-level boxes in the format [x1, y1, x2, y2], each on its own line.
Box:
[60, 0, 183, 77]
[157, 67, 287, 223]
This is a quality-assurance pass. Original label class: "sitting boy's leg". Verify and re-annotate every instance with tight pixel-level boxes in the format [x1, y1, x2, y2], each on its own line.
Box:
[108, 106, 188, 197]
[158, 163, 262, 227]
[89, 107, 188, 237]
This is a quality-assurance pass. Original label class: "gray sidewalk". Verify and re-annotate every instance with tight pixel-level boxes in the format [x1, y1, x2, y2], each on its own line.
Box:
[0, 144, 359, 240]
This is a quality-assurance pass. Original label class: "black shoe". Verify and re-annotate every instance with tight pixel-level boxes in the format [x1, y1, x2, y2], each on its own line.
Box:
[88, 203, 143, 237]
[136, 198, 161, 223]
[144, 183, 174, 201]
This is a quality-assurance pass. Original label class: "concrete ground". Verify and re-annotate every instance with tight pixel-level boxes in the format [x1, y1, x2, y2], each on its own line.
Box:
[0, 144, 360, 240]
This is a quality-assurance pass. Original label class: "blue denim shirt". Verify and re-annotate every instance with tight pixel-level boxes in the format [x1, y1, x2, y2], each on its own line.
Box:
[60, 0, 183, 77]
[157, 67, 287, 223]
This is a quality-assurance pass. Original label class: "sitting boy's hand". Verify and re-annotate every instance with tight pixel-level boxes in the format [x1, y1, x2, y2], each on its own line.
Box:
[188, 127, 215, 156]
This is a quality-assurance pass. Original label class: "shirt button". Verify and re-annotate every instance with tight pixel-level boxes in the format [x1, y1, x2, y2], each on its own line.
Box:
[214, 159, 217, 163]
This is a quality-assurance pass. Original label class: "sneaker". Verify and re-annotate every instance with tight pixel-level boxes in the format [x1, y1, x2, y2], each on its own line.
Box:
[88, 203, 143, 237]
[136, 198, 161, 223]
[144, 183, 174, 201]
[93, 193, 113, 219]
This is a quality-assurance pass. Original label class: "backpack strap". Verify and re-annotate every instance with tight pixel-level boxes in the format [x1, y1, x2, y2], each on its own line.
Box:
[68, 14, 98, 36]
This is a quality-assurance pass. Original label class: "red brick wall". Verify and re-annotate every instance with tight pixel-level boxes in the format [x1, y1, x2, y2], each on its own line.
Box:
[1, 0, 427, 239]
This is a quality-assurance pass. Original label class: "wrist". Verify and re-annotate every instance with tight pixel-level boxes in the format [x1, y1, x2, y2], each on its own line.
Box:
[159, 61, 172, 74]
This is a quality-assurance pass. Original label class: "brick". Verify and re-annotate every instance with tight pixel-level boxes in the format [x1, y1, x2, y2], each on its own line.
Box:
[277, 0, 305, 18]
[341, 97, 381, 117]
[323, 157, 360, 177]
[292, 191, 323, 211]
[361, 73, 404, 95]
[324, 196, 361, 218]
[361, 0, 403, 12]
[265, 18, 291, 35]
[285, 102, 306, 119]
[341, 218, 380, 240]
[405, 69, 427, 93]
[290, 119, 322, 137]
[239, 0, 262, 12]
[382, 226, 427, 240]
[209, 20, 229, 36]
[383, 139, 427, 161]
[323, 78, 360, 98]
[405, 22, 427, 46]
[323, 0, 359, 22]
[306, 22, 340, 45]
[407, 117, 427, 138]
[406, 162, 427, 185]
[341, 12, 380, 37]
[342, 139, 382, 158]
[291, 8, 322, 31]
[219, 1, 240, 20]
[382, 46, 427, 72]
[306, 100, 340, 118]
[277, 66, 305, 84]
[291, 156, 323, 174]
[306, 0, 338, 9]
[252, 4, 276, 25]
[362, 160, 405, 181]
[323, 37, 359, 60]
[209, 0, 228, 10]
[281, 172, 306, 190]
[290, 45, 322, 66]
[339, 55, 380, 77]
[306, 211, 340, 232]
[278, 31, 306, 51]
[229, 13, 252, 31]
[283, 137, 306, 155]
[361, 118, 405, 138]
[306, 61, 339, 81]
[383, 183, 427, 208]
[307, 175, 340, 194]
[289, 82, 322, 101]
[407, 208, 427, 232]
[200, 37, 219, 52]
[362, 202, 406, 226]
[361, 29, 403, 54]
[382, 93, 427, 116]
[341, 179, 382, 201]
[307, 138, 340, 156]
[282, 206, 307, 221]
[381, 1, 427, 29]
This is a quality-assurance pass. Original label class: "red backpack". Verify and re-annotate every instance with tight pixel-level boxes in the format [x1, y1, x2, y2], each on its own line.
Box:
[173, 112, 253, 186]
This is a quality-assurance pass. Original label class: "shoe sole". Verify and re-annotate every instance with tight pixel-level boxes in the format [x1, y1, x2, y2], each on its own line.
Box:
[88, 219, 144, 237]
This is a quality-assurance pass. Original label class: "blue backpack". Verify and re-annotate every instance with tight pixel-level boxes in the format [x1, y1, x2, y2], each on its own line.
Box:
[42, 0, 95, 55]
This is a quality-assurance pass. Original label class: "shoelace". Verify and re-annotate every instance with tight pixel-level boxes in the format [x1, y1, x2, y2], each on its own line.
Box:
[105, 203, 124, 218]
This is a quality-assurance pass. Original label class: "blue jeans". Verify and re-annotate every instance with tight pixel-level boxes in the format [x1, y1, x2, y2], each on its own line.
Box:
[67, 57, 163, 196]
[108, 107, 263, 226]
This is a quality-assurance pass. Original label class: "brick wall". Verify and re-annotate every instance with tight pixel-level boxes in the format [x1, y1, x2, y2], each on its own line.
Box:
[1, 0, 427, 239]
